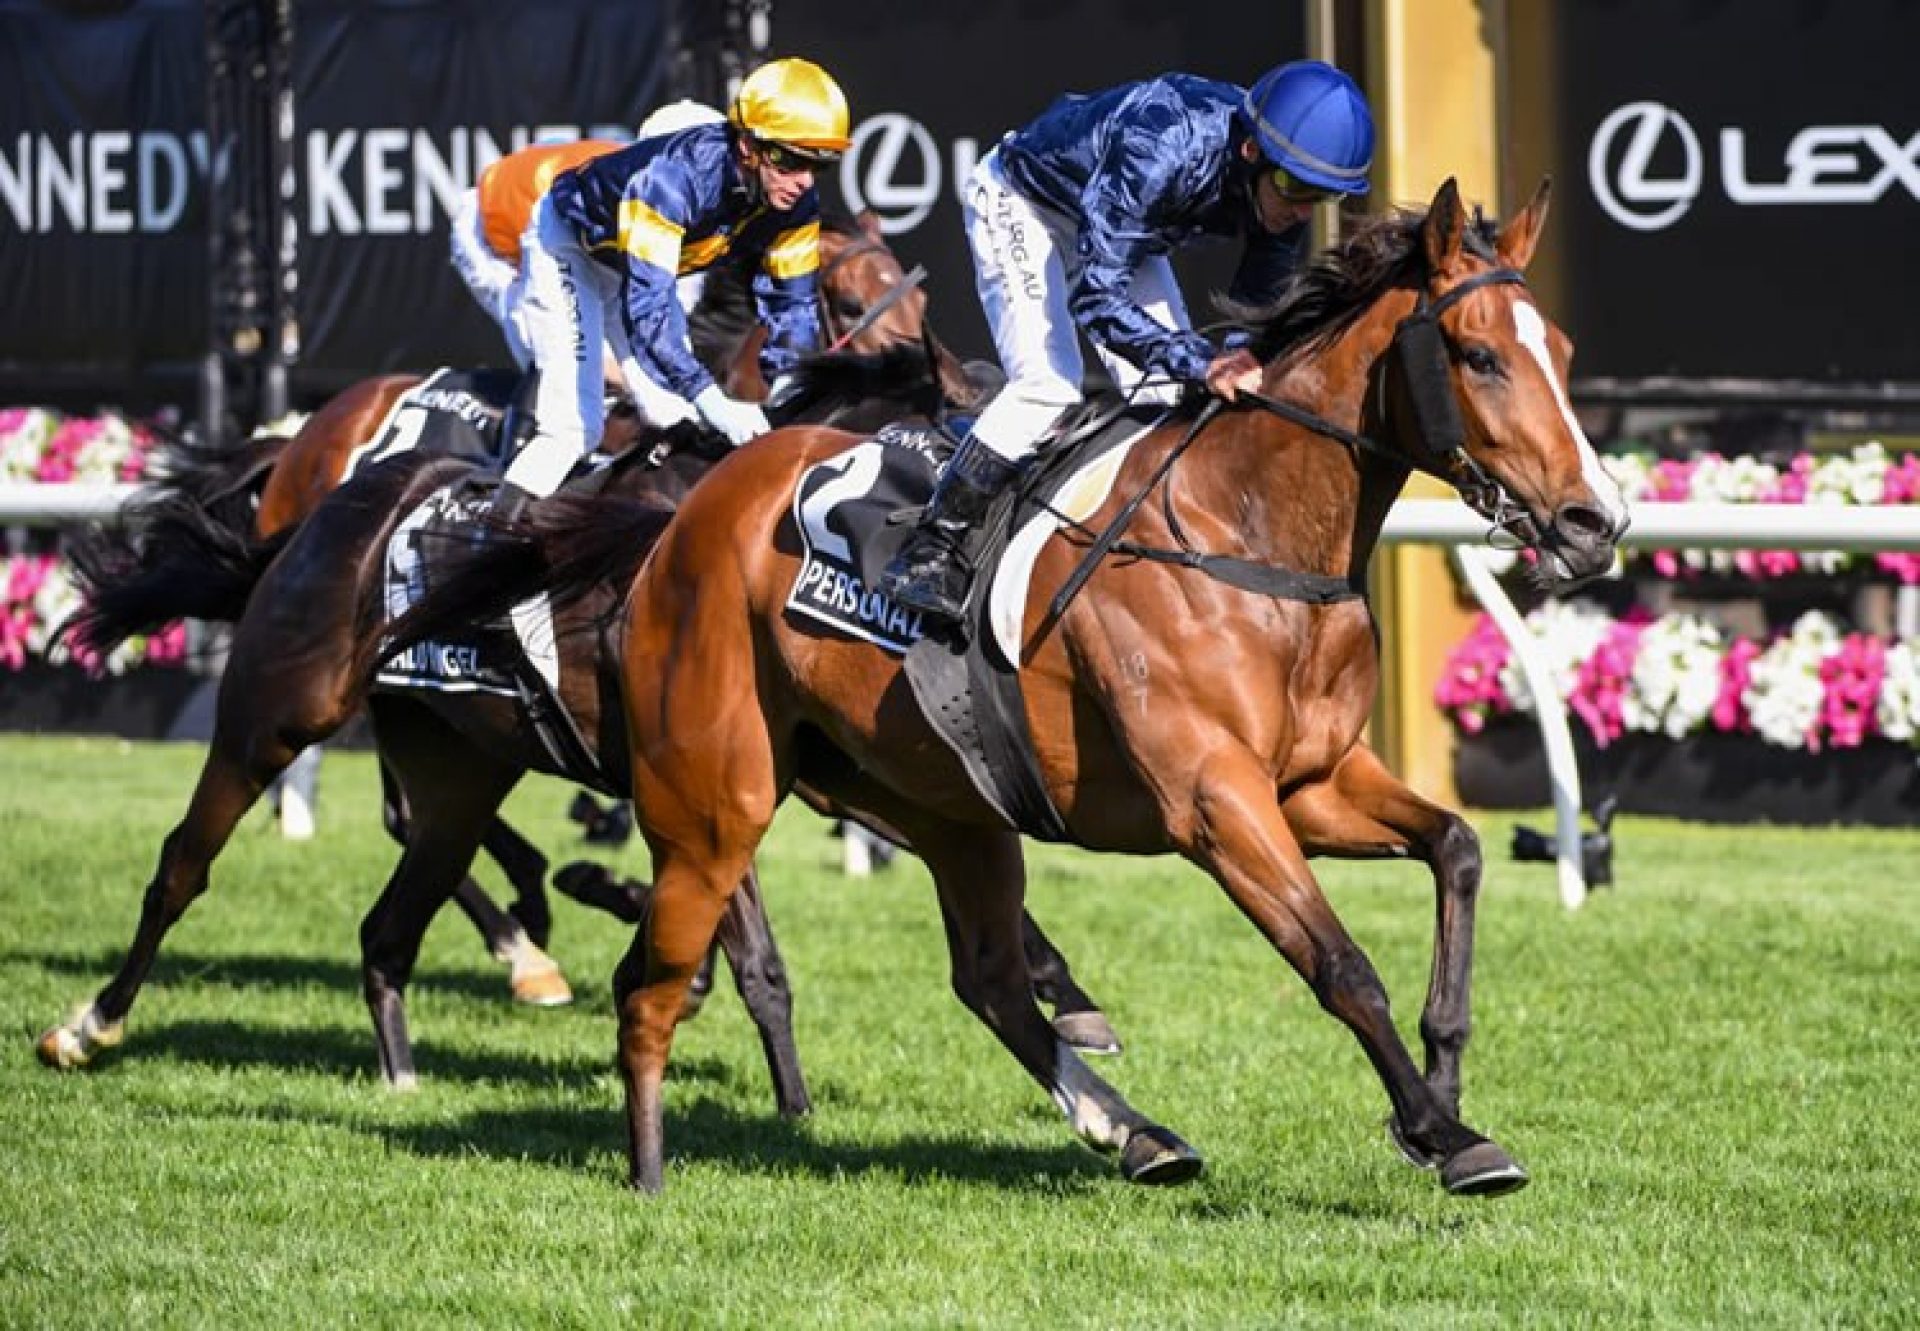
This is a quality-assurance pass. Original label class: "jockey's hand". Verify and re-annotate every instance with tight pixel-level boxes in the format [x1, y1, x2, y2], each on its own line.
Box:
[1204, 348, 1264, 403]
[693, 384, 771, 447]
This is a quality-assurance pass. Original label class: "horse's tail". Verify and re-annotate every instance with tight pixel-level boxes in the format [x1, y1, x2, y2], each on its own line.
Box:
[147, 427, 290, 534]
[373, 491, 677, 677]
[60, 448, 294, 655]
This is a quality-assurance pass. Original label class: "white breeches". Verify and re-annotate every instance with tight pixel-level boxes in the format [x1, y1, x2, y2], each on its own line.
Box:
[961, 146, 1190, 464]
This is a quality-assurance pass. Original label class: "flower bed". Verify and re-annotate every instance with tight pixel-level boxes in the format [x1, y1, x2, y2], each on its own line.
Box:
[1603, 442, 1920, 582]
[1, 407, 184, 676]
[1439, 604, 1920, 824]
[0, 407, 162, 484]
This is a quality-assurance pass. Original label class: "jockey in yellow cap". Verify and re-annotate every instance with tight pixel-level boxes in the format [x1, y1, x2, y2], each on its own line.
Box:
[496, 58, 850, 515]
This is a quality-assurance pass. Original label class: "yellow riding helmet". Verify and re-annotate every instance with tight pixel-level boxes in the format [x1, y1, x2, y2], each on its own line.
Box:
[729, 57, 851, 158]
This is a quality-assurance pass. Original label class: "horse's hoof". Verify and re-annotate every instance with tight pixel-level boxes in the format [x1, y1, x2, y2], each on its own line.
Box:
[35, 1008, 123, 1070]
[1440, 1140, 1530, 1197]
[1120, 1126, 1204, 1186]
[511, 964, 573, 1007]
[1386, 1116, 1440, 1171]
[1053, 1010, 1123, 1056]
[35, 1023, 86, 1069]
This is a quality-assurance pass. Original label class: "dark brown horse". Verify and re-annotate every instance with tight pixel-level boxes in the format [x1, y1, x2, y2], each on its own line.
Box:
[75, 209, 972, 1009]
[36, 343, 1118, 1109]
[414, 178, 1627, 1193]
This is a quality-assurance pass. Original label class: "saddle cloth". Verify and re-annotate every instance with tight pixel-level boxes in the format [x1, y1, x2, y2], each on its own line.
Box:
[784, 407, 1167, 666]
[341, 367, 521, 486]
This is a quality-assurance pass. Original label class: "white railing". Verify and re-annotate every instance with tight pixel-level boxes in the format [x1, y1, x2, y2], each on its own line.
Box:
[9, 484, 1918, 907]
[1381, 500, 1920, 910]
[0, 483, 137, 526]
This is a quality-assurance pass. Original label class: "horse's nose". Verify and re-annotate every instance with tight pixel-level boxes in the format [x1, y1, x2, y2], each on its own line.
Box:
[1553, 500, 1619, 547]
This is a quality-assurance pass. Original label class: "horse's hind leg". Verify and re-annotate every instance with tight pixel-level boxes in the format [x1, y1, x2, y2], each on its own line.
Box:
[711, 865, 809, 1117]
[379, 759, 571, 1007]
[479, 815, 554, 949]
[1283, 744, 1481, 1121]
[903, 815, 1199, 1184]
[1185, 748, 1524, 1197]
[1022, 912, 1122, 1056]
[358, 697, 523, 1088]
[36, 711, 314, 1067]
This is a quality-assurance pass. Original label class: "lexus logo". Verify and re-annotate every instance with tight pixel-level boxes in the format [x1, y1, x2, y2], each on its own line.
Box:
[1588, 101, 1703, 232]
[1589, 101, 1920, 233]
[839, 113, 977, 235]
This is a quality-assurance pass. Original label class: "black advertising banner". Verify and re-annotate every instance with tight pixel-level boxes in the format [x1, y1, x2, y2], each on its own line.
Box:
[0, 0, 669, 397]
[769, 0, 1307, 358]
[0, 1, 205, 381]
[1555, 0, 1920, 388]
[293, 0, 668, 388]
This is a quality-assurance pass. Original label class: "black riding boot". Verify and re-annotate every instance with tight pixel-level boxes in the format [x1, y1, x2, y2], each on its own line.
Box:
[879, 435, 1022, 623]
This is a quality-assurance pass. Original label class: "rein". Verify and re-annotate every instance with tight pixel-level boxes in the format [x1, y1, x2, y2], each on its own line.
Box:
[1038, 265, 1535, 635]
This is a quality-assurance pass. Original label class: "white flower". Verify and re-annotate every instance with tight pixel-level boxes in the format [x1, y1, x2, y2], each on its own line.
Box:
[1499, 600, 1613, 713]
[1742, 612, 1842, 750]
[1877, 640, 1920, 744]
[1626, 613, 1724, 738]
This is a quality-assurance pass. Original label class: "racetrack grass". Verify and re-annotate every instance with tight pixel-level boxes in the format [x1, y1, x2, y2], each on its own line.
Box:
[0, 736, 1912, 1329]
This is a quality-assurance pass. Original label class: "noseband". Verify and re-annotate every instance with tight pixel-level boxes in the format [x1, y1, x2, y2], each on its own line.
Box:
[1242, 265, 1533, 542]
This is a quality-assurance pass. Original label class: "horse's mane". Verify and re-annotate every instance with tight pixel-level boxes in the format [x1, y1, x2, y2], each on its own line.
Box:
[1217, 206, 1502, 364]
[774, 342, 941, 418]
[687, 209, 869, 368]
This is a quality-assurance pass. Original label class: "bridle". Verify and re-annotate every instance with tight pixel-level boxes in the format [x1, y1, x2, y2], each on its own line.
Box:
[815, 236, 928, 352]
[1241, 264, 1535, 545]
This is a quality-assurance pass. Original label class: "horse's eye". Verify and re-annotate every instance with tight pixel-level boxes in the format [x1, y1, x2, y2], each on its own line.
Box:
[1462, 345, 1501, 377]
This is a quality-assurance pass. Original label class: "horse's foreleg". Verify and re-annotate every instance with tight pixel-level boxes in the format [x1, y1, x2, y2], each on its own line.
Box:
[1189, 751, 1522, 1197]
[710, 865, 810, 1117]
[1021, 911, 1122, 1056]
[37, 741, 283, 1069]
[1282, 744, 1481, 1119]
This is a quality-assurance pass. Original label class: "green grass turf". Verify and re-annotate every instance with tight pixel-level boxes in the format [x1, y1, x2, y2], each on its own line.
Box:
[0, 735, 1913, 1328]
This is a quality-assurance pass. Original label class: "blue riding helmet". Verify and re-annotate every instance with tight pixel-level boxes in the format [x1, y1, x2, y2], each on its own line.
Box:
[1241, 60, 1374, 196]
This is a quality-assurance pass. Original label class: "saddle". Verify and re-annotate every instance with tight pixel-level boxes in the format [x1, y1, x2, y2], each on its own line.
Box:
[784, 396, 1173, 837]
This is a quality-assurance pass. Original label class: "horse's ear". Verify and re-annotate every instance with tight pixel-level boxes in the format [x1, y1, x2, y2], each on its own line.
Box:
[1422, 177, 1467, 276]
[854, 208, 884, 242]
[1496, 177, 1554, 272]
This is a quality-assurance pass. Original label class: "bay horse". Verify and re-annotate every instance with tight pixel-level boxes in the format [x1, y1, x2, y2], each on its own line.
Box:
[77, 208, 971, 1007]
[38, 343, 1118, 1106]
[417, 178, 1627, 1193]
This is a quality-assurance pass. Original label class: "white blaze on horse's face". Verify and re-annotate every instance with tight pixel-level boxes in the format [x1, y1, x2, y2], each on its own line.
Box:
[1510, 301, 1628, 531]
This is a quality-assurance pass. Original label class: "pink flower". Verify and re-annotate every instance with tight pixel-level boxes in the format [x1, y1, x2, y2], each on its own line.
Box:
[1817, 635, 1886, 751]
[1569, 611, 1651, 748]
[1434, 614, 1514, 732]
[1712, 639, 1762, 734]
[1647, 458, 1698, 502]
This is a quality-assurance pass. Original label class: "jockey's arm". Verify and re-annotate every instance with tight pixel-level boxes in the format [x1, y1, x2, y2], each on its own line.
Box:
[751, 207, 826, 383]
[1068, 117, 1215, 388]
[613, 162, 716, 406]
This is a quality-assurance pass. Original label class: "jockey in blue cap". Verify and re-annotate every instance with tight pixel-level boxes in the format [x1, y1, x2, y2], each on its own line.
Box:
[880, 60, 1375, 624]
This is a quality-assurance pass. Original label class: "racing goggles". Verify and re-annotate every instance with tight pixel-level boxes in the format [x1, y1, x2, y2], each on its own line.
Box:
[1268, 165, 1336, 205]
[756, 139, 841, 172]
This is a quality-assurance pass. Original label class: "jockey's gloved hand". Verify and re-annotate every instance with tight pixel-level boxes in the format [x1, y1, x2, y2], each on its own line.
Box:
[693, 384, 771, 447]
